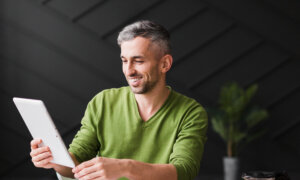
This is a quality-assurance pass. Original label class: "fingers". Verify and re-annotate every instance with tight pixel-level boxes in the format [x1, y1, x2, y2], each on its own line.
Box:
[73, 157, 102, 174]
[74, 165, 103, 179]
[30, 139, 53, 169]
[30, 138, 42, 149]
[33, 155, 53, 168]
[30, 146, 50, 157]
[78, 171, 102, 180]
[32, 150, 52, 162]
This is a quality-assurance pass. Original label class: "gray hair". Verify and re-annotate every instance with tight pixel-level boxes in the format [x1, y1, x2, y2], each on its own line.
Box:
[117, 20, 171, 55]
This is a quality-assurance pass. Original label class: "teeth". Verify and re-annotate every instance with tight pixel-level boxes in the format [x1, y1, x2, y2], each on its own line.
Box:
[129, 78, 140, 82]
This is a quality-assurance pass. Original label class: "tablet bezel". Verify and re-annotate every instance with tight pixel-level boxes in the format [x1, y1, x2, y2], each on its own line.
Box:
[13, 97, 75, 168]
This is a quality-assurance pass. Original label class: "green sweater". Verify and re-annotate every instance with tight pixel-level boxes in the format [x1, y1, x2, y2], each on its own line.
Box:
[69, 86, 208, 180]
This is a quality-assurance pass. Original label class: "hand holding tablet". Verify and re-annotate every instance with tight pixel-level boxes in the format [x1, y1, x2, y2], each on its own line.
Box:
[13, 97, 75, 168]
[30, 138, 55, 169]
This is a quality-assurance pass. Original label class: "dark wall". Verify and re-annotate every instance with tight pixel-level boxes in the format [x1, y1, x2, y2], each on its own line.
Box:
[0, 0, 299, 179]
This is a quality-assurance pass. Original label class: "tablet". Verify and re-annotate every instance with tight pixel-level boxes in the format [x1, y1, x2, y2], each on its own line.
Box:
[13, 97, 75, 168]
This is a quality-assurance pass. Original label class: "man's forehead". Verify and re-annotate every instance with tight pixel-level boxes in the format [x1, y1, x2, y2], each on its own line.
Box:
[120, 37, 151, 48]
[120, 37, 152, 54]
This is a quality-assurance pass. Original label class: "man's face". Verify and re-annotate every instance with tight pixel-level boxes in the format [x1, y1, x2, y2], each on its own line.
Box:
[120, 37, 163, 94]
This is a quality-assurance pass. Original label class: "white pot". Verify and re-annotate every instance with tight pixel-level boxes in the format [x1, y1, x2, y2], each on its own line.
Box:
[223, 157, 239, 180]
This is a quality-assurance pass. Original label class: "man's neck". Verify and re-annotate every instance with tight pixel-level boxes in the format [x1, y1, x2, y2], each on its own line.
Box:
[134, 83, 170, 122]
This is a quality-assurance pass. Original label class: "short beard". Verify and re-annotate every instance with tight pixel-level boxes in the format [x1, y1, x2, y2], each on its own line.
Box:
[130, 79, 157, 94]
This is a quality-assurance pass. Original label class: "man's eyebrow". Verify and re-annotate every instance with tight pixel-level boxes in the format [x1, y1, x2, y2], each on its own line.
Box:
[132, 55, 144, 59]
[120, 55, 144, 59]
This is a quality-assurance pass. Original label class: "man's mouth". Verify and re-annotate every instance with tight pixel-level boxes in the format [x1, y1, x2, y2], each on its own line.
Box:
[128, 77, 142, 87]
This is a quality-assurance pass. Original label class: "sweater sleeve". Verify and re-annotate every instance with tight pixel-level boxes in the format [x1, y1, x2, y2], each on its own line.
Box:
[68, 94, 101, 163]
[169, 104, 208, 180]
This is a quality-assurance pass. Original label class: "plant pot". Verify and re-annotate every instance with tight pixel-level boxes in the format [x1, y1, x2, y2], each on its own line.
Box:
[223, 157, 239, 180]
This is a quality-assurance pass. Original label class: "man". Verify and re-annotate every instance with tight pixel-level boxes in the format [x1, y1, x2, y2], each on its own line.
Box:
[30, 20, 208, 180]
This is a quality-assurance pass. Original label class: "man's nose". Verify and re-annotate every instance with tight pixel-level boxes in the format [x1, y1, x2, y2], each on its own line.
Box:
[126, 63, 136, 76]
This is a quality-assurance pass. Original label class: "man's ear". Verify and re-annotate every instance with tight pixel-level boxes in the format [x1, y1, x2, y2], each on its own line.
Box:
[160, 54, 173, 73]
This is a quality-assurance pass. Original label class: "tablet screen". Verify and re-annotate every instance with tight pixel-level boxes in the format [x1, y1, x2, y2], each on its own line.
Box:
[13, 97, 75, 168]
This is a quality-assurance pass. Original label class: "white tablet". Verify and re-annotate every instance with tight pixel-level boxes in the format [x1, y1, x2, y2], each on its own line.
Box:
[13, 97, 75, 168]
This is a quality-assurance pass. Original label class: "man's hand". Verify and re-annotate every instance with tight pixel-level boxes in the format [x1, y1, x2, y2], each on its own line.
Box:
[72, 157, 177, 180]
[30, 139, 55, 169]
[73, 157, 127, 180]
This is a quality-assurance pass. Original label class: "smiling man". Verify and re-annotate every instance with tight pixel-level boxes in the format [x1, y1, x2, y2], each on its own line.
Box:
[30, 20, 208, 180]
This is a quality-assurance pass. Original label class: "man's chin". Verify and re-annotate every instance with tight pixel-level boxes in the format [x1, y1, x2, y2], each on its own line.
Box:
[130, 86, 146, 94]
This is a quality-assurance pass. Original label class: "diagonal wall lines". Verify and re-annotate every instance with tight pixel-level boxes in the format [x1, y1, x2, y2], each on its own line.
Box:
[189, 40, 264, 90]
[173, 22, 236, 67]
[101, 0, 167, 40]
[0, 17, 120, 86]
[71, 0, 107, 22]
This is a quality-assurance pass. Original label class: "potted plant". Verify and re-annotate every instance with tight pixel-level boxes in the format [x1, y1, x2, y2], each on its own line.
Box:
[209, 82, 268, 180]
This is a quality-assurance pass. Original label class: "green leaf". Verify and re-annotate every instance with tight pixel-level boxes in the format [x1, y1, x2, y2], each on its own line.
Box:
[211, 116, 228, 141]
[219, 82, 237, 108]
[231, 95, 245, 117]
[245, 84, 258, 105]
[219, 82, 244, 118]
[233, 131, 247, 144]
[245, 108, 268, 129]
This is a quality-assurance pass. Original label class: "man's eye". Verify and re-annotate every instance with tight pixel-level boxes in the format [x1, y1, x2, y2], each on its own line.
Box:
[122, 60, 127, 63]
[136, 61, 144, 63]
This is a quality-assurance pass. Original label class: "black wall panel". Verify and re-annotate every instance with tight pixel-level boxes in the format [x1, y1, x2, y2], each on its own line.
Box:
[0, 0, 299, 179]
